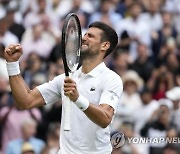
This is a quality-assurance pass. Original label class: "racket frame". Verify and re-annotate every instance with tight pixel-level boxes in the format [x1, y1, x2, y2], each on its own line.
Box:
[61, 13, 81, 76]
[61, 13, 82, 131]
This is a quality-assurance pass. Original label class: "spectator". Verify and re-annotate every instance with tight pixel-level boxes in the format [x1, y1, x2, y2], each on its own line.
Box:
[6, 118, 45, 154]
[89, 0, 122, 31]
[0, 97, 41, 153]
[0, 79, 10, 151]
[48, 57, 64, 81]
[141, 99, 175, 154]
[110, 48, 130, 77]
[19, 0, 38, 18]
[112, 70, 143, 131]
[116, 0, 133, 17]
[41, 122, 60, 154]
[147, 65, 174, 100]
[116, 2, 151, 61]
[21, 22, 53, 60]
[133, 87, 159, 135]
[21, 142, 35, 154]
[152, 11, 177, 58]
[118, 121, 142, 154]
[117, 70, 143, 116]
[152, 11, 178, 60]
[139, 0, 163, 32]
[130, 43, 154, 82]
[6, 7, 25, 42]
[47, 0, 66, 23]
[166, 87, 180, 134]
[22, 52, 47, 87]
[0, 43, 9, 80]
[0, 15, 18, 47]
[67, 0, 90, 26]
[163, 143, 179, 154]
[23, 0, 55, 28]
[36, 100, 62, 141]
[49, 38, 62, 63]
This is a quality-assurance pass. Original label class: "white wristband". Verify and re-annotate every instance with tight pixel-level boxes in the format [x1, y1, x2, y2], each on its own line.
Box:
[74, 95, 89, 111]
[6, 61, 20, 76]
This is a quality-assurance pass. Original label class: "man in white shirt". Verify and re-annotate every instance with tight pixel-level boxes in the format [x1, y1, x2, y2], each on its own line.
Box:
[3, 22, 123, 154]
[0, 16, 18, 47]
[166, 87, 180, 134]
[133, 87, 159, 135]
[116, 2, 151, 61]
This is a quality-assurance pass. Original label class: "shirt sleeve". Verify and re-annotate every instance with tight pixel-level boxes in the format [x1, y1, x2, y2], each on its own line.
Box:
[36, 75, 65, 104]
[99, 74, 123, 113]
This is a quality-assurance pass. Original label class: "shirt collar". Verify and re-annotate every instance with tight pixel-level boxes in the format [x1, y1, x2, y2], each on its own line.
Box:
[79, 62, 107, 77]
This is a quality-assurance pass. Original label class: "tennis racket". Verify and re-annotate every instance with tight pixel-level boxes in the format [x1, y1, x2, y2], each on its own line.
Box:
[61, 13, 82, 131]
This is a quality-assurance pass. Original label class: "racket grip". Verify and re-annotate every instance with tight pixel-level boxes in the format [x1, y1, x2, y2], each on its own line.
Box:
[63, 96, 72, 131]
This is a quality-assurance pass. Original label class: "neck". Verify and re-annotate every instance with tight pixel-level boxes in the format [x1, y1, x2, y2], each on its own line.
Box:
[82, 56, 103, 74]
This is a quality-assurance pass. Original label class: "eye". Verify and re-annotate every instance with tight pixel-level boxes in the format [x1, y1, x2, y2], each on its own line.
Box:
[87, 33, 95, 38]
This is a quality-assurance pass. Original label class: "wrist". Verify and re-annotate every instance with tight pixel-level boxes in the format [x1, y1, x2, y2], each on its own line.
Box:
[74, 95, 89, 111]
[6, 61, 20, 76]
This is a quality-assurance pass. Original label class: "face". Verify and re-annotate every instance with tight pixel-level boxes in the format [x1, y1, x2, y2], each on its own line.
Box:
[101, 0, 111, 13]
[33, 24, 43, 40]
[130, 4, 141, 18]
[141, 92, 152, 104]
[164, 149, 178, 154]
[124, 80, 138, 95]
[22, 123, 36, 140]
[81, 27, 103, 59]
[0, 19, 8, 35]
[162, 12, 172, 25]
[137, 44, 148, 57]
[148, 0, 161, 13]
[158, 105, 170, 125]
[38, 0, 46, 11]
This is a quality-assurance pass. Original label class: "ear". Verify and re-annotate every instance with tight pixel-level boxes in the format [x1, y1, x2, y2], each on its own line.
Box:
[100, 41, 110, 52]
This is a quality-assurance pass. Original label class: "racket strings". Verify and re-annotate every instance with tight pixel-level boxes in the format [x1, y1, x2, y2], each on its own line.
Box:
[65, 18, 80, 72]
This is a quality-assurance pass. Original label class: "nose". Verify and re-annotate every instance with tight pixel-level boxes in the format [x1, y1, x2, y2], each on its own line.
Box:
[82, 34, 87, 42]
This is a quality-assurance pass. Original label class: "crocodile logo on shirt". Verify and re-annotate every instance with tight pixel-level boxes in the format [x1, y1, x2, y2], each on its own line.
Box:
[90, 87, 96, 91]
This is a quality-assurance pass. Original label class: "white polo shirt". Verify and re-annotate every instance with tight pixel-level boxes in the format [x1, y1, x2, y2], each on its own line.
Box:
[37, 62, 123, 154]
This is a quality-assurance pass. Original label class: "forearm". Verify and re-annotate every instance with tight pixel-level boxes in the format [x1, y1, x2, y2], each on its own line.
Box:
[9, 75, 33, 109]
[9, 75, 30, 105]
[84, 104, 113, 128]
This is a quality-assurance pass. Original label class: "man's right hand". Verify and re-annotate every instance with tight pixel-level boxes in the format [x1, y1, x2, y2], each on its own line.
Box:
[4, 44, 23, 62]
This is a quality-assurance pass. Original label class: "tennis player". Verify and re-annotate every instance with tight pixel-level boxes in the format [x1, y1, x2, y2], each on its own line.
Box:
[4, 22, 123, 154]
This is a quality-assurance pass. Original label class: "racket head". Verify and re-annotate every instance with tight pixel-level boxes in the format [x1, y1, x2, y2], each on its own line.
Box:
[61, 13, 82, 76]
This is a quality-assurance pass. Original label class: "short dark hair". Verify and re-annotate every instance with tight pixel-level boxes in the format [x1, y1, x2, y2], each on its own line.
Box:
[89, 22, 118, 58]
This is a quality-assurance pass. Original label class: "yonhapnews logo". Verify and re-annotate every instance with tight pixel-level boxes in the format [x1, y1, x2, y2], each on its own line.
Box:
[111, 132, 180, 149]
[111, 132, 125, 148]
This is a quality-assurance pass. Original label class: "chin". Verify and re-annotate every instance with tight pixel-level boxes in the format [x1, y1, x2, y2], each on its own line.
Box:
[80, 48, 88, 53]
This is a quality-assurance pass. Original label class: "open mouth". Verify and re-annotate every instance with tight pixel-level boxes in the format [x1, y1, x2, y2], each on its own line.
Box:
[81, 44, 88, 48]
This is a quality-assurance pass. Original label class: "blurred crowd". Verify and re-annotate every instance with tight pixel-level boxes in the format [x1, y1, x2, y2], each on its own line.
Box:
[0, 0, 180, 154]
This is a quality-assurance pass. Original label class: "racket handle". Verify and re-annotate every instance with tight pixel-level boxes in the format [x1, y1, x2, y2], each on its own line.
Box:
[63, 96, 72, 131]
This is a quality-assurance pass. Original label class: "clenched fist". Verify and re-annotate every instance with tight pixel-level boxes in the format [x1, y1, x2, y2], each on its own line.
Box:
[4, 44, 23, 62]
[64, 77, 79, 102]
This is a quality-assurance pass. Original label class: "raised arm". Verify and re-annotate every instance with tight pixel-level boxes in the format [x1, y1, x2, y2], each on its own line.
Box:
[4, 44, 45, 109]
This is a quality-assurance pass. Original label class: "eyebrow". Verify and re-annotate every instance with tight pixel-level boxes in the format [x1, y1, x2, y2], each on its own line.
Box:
[84, 32, 95, 38]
